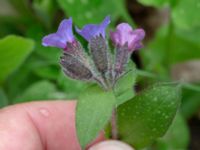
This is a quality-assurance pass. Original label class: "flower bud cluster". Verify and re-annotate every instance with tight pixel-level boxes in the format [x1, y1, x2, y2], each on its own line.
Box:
[42, 16, 145, 90]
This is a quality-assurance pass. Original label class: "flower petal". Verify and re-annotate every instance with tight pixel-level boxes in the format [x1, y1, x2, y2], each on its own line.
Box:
[129, 29, 145, 50]
[57, 18, 74, 43]
[76, 16, 110, 41]
[42, 18, 74, 49]
[131, 29, 145, 42]
[42, 33, 66, 49]
[116, 23, 133, 46]
[110, 31, 120, 46]
[110, 23, 145, 51]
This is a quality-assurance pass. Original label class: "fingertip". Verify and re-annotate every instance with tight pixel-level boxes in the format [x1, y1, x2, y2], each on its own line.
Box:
[0, 100, 105, 150]
[88, 140, 134, 150]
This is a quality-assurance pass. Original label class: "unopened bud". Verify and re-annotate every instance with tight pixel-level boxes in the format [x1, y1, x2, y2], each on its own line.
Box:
[114, 43, 130, 79]
[89, 35, 109, 74]
[66, 41, 87, 62]
[60, 53, 93, 81]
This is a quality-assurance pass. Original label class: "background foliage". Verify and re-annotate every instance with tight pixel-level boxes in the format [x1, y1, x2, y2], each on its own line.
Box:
[0, 0, 200, 149]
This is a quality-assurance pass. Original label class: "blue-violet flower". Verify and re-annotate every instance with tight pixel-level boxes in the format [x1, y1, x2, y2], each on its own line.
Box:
[110, 23, 145, 52]
[42, 18, 74, 49]
[76, 16, 110, 41]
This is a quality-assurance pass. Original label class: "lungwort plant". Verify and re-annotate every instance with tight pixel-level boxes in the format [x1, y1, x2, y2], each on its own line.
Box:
[42, 16, 181, 149]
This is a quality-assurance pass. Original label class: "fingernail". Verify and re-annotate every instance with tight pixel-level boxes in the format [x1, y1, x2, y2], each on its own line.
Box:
[88, 140, 134, 150]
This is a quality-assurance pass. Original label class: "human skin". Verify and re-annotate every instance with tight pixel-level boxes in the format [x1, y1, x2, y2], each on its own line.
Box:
[0, 100, 104, 150]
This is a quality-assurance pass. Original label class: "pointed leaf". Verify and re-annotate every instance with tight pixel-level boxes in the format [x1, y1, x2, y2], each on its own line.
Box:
[114, 62, 137, 105]
[114, 68, 137, 106]
[76, 86, 115, 148]
[117, 84, 181, 149]
[156, 113, 189, 150]
[0, 35, 34, 85]
[57, 0, 130, 27]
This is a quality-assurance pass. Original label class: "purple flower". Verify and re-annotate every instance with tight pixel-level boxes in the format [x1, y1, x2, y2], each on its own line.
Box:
[110, 23, 145, 51]
[42, 18, 74, 49]
[76, 16, 110, 41]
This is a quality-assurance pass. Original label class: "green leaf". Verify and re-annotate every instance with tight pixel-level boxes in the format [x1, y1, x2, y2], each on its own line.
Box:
[141, 26, 170, 77]
[114, 68, 137, 106]
[57, 0, 130, 27]
[0, 88, 9, 108]
[172, 0, 200, 30]
[156, 113, 189, 150]
[4, 55, 41, 100]
[57, 72, 90, 99]
[33, 65, 60, 80]
[169, 30, 200, 64]
[116, 89, 135, 107]
[8, 0, 33, 17]
[76, 86, 116, 148]
[117, 84, 181, 149]
[14, 80, 65, 103]
[33, 0, 57, 27]
[181, 84, 200, 119]
[26, 25, 61, 65]
[0, 35, 34, 85]
[175, 27, 200, 45]
[139, 0, 170, 7]
[141, 25, 200, 77]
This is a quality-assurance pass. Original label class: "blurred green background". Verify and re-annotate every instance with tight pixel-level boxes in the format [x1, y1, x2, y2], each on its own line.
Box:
[0, 0, 200, 149]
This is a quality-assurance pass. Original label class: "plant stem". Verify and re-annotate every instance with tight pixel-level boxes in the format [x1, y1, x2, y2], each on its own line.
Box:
[111, 108, 118, 139]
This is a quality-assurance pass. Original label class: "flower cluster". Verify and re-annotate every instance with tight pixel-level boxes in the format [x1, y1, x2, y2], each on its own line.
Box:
[42, 16, 145, 90]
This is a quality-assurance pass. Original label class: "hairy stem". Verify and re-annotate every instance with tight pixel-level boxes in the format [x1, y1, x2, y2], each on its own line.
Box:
[111, 108, 118, 139]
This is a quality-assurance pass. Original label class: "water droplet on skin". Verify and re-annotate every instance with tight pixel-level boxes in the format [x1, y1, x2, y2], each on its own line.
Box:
[39, 108, 50, 117]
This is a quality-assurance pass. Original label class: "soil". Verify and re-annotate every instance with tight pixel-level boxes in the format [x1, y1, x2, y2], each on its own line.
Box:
[188, 116, 200, 150]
